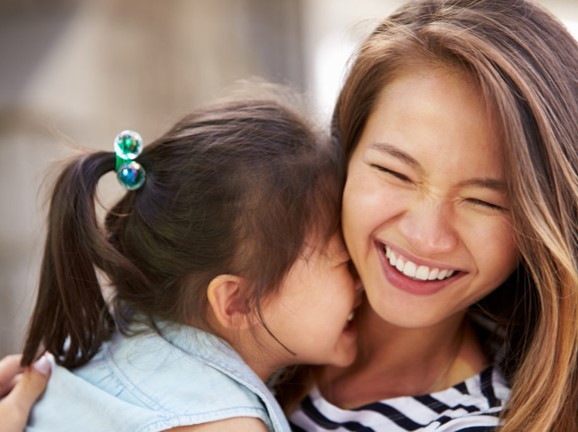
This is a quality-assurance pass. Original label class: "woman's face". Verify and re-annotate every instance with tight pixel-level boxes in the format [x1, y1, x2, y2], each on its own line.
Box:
[342, 66, 519, 329]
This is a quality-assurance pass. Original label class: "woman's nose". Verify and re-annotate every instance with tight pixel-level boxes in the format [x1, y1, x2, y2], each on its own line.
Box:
[398, 200, 458, 256]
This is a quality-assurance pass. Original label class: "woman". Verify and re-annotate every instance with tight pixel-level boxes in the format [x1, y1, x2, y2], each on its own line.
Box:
[286, 0, 578, 431]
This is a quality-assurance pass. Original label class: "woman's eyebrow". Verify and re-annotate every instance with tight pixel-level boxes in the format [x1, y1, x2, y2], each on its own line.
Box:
[369, 142, 420, 168]
[457, 177, 506, 192]
[369, 142, 506, 191]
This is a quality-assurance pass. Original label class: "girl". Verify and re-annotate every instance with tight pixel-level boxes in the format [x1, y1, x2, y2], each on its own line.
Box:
[20, 86, 361, 431]
[287, 0, 578, 431]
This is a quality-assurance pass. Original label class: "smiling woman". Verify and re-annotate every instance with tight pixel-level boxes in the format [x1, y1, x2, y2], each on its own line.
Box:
[343, 65, 519, 327]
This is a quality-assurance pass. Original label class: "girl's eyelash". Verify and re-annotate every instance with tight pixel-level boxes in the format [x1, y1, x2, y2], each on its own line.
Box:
[371, 165, 411, 182]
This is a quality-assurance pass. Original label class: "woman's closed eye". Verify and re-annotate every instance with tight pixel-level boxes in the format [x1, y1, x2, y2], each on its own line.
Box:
[371, 164, 413, 183]
[466, 197, 508, 212]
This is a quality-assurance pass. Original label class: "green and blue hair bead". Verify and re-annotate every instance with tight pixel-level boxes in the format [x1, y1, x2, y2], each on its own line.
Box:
[114, 130, 146, 190]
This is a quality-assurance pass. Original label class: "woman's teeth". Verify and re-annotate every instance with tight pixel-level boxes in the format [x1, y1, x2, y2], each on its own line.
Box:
[385, 246, 455, 281]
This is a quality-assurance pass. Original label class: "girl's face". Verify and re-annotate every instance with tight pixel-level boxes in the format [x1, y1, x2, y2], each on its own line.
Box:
[260, 234, 361, 369]
[342, 66, 519, 329]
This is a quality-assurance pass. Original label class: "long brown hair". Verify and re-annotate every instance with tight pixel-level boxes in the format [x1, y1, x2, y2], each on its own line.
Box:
[22, 85, 344, 370]
[333, 0, 578, 430]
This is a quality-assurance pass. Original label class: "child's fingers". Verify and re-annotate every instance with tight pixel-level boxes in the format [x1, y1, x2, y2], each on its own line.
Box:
[0, 375, 21, 399]
[0, 355, 51, 432]
[0, 355, 24, 396]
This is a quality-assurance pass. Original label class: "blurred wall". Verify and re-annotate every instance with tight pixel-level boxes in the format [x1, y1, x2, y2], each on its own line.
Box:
[1, 0, 576, 358]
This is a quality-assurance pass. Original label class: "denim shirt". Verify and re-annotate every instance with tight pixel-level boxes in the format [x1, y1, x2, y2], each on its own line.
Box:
[27, 323, 290, 432]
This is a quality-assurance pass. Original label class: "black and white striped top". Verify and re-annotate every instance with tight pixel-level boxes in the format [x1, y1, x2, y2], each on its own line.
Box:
[289, 367, 510, 432]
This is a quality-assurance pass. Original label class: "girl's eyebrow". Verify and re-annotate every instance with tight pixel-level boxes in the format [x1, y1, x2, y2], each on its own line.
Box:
[329, 245, 350, 262]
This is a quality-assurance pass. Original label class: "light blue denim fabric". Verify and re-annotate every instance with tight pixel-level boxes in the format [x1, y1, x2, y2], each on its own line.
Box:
[26, 323, 290, 432]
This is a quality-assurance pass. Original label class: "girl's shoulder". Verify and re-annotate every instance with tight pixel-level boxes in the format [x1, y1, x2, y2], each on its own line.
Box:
[29, 326, 290, 432]
[289, 366, 510, 432]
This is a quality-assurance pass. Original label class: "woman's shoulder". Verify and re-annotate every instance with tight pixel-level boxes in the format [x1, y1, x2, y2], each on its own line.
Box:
[289, 366, 510, 432]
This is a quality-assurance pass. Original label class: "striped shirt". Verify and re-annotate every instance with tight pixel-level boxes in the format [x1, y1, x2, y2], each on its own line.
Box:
[289, 367, 510, 432]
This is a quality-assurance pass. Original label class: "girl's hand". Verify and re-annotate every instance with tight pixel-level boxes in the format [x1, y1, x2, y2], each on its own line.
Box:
[0, 354, 51, 432]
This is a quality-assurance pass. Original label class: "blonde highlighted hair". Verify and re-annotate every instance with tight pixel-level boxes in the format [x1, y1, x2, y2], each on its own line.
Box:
[333, 0, 578, 430]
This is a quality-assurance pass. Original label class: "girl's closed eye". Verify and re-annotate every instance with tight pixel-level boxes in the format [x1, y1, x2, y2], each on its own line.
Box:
[339, 257, 354, 273]
[347, 260, 359, 280]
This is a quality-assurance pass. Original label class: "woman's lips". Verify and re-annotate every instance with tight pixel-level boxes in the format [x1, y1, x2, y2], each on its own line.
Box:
[376, 242, 464, 296]
[385, 246, 457, 281]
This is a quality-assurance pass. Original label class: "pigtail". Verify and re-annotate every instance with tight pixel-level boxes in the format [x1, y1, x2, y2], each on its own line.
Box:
[22, 152, 118, 368]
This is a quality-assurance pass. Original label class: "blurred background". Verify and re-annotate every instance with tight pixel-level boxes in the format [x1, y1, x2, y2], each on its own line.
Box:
[1, 0, 577, 358]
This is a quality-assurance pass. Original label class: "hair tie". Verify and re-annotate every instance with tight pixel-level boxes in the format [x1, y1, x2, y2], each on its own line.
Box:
[114, 130, 146, 190]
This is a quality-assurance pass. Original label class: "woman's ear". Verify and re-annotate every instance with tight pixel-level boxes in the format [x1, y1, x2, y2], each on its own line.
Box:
[207, 274, 252, 330]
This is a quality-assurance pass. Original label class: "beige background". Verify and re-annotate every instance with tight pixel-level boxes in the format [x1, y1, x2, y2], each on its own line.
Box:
[1, 0, 576, 357]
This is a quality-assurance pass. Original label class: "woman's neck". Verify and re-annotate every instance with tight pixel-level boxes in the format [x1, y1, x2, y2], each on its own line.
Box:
[318, 300, 488, 408]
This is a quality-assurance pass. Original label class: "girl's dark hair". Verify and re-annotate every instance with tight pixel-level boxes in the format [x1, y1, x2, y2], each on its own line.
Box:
[22, 85, 344, 369]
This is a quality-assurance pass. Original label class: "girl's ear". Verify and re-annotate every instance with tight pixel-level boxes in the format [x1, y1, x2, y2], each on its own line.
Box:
[207, 274, 252, 330]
